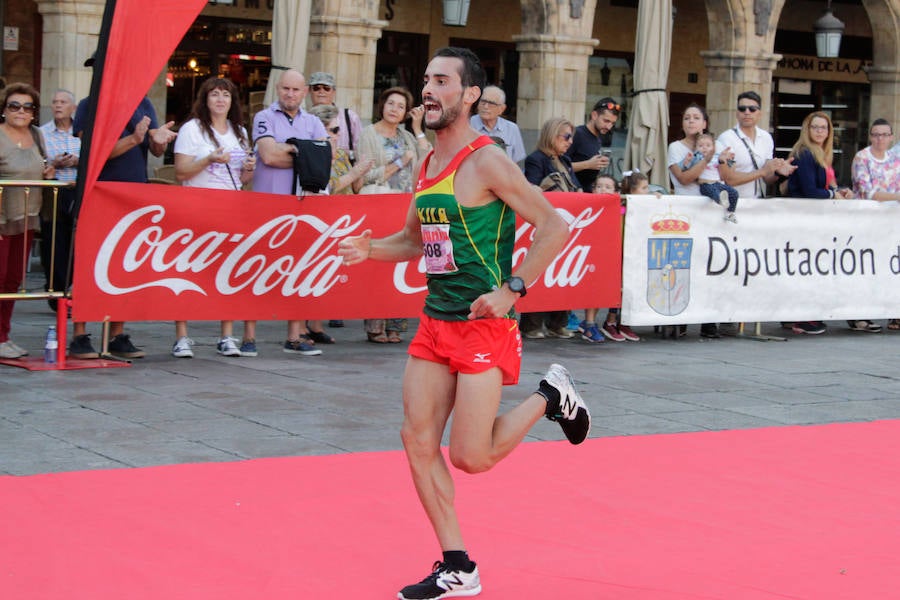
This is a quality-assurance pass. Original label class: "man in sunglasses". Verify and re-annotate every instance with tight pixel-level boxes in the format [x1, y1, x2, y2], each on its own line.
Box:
[717, 91, 795, 198]
[566, 96, 620, 191]
[307, 72, 362, 165]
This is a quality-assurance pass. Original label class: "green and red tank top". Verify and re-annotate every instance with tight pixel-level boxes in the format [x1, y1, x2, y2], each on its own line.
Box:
[414, 135, 516, 321]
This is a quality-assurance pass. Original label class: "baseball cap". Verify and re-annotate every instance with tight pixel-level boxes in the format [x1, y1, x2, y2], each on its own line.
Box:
[84, 52, 96, 67]
[308, 72, 335, 87]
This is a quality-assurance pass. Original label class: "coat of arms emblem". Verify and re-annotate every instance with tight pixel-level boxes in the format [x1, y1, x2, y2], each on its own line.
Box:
[647, 210, 692, 316]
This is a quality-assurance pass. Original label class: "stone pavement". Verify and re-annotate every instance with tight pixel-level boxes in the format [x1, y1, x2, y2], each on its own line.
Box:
[3, 276, 900, 476]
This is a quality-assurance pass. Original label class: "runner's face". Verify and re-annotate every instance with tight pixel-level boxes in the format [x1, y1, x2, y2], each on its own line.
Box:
[422, 56, 471, 131]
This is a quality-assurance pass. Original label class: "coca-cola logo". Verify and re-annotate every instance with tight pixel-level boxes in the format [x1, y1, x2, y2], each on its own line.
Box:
[94, 204, 603, 299]
[95, 205, 366, 297]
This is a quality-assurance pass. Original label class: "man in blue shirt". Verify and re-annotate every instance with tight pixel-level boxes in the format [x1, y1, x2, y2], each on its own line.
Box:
[469, 85, 526, 164]
[67, 53, 177, 359]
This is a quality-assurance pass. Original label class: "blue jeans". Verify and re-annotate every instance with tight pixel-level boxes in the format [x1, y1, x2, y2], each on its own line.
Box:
[699, 181, 738, 212]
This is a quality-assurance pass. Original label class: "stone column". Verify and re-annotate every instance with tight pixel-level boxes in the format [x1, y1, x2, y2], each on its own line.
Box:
[306, 1, 387, 123]
[36, 0, 104, 118]
[867, 65, 900, 128]
[700, 50, 782, 136]
[513, 34, 598, 150]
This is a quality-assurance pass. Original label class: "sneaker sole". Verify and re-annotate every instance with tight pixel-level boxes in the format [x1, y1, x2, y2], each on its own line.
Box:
[217, 351, 242, 357]
[110, 352, 146, 358]
[546, 364, 591, 445]
[398, 587, 482, 600]
[172, 352, 194, 358]
[68, 352, 100, 360]
[600, 329, 626, 342]
[239, 351, 258, 357]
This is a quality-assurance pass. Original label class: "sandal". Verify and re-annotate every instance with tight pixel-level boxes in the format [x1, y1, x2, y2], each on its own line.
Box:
[888, 319, 900, 331]
[367, 332, 389, 344]
[386, 331, 402, 343]
[307, 330, 335, 344]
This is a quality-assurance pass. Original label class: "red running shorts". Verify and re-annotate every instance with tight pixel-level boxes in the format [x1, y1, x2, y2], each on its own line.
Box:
[408, 312, 522, 385]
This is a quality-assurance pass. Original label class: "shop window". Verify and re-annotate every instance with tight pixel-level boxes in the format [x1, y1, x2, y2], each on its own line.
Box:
[167, 16, 271, 127]
[773, 79, 867, 188]
[374, 31, 429, 119]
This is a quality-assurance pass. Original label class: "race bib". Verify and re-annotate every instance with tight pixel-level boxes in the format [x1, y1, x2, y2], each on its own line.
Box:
[421, 223, 458, 274]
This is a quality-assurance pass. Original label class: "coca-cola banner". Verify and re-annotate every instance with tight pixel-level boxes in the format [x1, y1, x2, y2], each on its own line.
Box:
[72, 183, 623, 322]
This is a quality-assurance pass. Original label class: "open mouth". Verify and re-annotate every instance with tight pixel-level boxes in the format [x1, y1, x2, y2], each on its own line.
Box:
[424, 99, 441, 116]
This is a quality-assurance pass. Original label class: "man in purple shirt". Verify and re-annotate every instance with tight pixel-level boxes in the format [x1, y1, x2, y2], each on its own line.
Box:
[251, 69, 329, 356]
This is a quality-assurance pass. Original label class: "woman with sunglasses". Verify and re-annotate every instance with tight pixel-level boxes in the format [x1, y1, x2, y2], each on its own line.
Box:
[308, 103, 373, 195]
[169, 76, 255, 359]
[520, 117, 580, 339]
[357, 86, 428, 343]
[0, 83, 55, 358]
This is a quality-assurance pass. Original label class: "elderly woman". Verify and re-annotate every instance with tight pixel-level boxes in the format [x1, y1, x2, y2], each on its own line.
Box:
[307, 103, 372, 195]
[0, 83, 55, 358]
[519, 117, 579, 340]
[357, 86, 430, 343]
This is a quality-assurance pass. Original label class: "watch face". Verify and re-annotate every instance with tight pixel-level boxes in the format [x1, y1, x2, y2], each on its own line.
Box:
[508, 277, 525, 295]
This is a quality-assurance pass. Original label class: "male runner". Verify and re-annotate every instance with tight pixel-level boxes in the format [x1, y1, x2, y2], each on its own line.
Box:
[338, 47, 591, 600]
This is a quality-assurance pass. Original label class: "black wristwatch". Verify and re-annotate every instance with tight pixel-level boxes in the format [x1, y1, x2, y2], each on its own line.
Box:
[505, 276, 527, 297]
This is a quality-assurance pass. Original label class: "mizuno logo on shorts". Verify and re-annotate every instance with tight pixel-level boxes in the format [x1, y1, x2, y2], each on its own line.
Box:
[473, 352, 492, 364]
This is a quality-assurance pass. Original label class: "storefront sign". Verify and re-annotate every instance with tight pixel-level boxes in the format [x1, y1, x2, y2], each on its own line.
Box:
[3, 27, 19, 51]
[775, 53, 872, 84]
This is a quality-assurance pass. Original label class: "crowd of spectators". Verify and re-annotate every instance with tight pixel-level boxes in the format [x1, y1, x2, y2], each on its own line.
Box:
[2, 64, 898, 360]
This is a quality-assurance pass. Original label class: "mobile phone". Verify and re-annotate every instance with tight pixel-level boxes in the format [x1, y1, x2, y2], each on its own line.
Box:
[601, 149, 612, 157]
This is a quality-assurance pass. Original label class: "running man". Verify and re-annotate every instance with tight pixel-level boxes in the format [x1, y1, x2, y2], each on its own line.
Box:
[338, 47, 591, 600]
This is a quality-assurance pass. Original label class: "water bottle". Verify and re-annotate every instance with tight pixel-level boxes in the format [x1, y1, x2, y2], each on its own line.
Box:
[44, 326, 58, 364]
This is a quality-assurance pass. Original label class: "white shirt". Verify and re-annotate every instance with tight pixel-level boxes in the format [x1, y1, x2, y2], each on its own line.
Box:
[174, 119, 249, 190]
[717, 125, 775, 198]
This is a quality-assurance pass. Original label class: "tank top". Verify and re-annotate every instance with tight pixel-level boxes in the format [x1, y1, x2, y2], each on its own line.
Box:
[415, 135, 516, 321]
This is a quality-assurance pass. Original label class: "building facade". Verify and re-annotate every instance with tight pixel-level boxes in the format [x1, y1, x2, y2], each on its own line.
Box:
[4, 0, 897, 185]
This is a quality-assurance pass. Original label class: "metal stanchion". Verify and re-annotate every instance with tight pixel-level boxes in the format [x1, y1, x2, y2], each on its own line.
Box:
[0, 179, 130, 371]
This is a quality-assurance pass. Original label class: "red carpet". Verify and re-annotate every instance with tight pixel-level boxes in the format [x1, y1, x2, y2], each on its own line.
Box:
[2, 421, 898, 599]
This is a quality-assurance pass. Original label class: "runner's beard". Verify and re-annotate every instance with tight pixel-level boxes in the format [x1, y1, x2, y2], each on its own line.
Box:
[425, 97, 464, 131]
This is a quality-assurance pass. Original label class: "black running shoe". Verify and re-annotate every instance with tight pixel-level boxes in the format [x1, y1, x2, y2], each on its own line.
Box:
[539, 363, 591, 444]
[108, 333, 145, 358]
[68, 334, 99, 359]
[398, 561, 481, 600]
